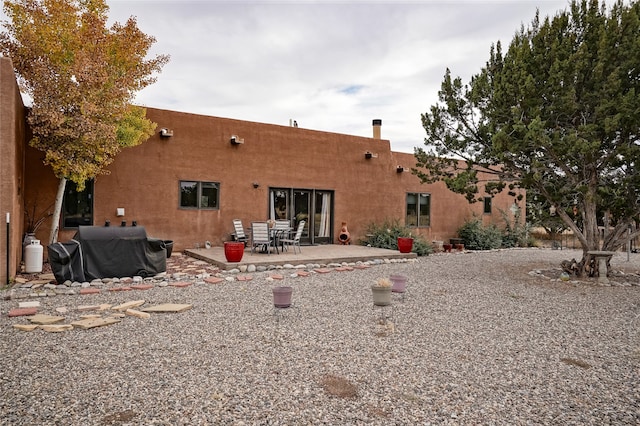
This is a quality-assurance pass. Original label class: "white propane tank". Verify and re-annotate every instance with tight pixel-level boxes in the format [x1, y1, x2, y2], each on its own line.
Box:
[24, 239, 43, 273]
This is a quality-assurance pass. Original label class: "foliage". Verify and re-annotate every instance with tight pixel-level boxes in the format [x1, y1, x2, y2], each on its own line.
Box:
[415, 0, 640, 273]
[499, 207, 532, 248]
[457, 219, 503, 250]
[374, 278, 392, 288]
[0, 0, 168, 242]
[359, 219, 433, 256]
[24, 201, 53, 233]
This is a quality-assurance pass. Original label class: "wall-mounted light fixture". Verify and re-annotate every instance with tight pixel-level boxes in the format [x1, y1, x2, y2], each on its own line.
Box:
[396, 165, 405, 173]
[252, 182, 260, 188]
[160, 128, 173, 137]
[365, 151, 378, 159]
[230, 135, 244, 145]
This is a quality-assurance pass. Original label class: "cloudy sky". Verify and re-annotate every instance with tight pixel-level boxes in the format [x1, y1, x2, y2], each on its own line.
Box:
[63, 1, 578, 152]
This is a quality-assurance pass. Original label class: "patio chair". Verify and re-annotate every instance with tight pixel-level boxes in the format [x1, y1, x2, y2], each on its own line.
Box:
[232, 219, 248, 246]
[274, 219, 291, 246]
[251, 221, 274, 254]
[280, 220, 305, 254]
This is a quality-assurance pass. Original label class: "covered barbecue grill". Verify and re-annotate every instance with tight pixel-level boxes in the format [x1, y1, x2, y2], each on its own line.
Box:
[48, 226, 166, 283]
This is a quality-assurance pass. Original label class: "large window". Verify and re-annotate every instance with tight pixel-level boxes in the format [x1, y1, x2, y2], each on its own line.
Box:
[406, 193, 430, 227]
[63, 180, 94, 228]
[180, 181, 219, 209]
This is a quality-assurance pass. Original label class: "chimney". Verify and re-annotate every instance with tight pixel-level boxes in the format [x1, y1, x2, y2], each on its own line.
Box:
[372, 119, 382, 139]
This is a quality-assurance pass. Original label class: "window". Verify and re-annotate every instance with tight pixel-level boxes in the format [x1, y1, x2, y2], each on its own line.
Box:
[63, 180, 94, 228]
[406, 192, 430, 227]
[180, 181, 219, 209]
[483, 196, 492, 214]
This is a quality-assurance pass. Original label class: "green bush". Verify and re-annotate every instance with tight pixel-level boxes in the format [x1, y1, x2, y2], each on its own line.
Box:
[457, 219, 502, 250]
[359, 219, 432, 256]
[499, 207, 532, 248]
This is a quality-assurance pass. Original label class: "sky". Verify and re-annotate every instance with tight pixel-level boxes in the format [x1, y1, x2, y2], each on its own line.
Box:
[15, 0, 573, 153]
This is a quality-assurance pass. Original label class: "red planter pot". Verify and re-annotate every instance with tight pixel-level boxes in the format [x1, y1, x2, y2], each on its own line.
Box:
[224, 241, 245, 262]
[397, 237, 414, 253]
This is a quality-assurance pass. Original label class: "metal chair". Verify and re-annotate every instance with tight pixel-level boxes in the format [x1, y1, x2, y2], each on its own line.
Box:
[280, 220, 305, 254]
[232, 219, 248, 246]
[273, 220, 291, 248]
[251, 222, 274, 254]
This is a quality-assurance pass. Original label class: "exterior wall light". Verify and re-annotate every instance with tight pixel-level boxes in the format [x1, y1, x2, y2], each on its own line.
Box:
[365, 151, 378, 159]
[159, 128, 173, 137]
[396, 165, 404, 173]
[252, 182, 260, 188]
[230, 135, 244, 145]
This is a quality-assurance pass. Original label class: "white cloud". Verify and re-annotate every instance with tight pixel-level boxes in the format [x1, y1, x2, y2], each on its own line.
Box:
[7, 0, 573, 152]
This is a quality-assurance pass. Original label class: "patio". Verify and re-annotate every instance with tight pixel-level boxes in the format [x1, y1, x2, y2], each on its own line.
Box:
[183, 243, 417, 270]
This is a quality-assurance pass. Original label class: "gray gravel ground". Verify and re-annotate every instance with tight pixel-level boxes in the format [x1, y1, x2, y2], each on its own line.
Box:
[1, 248, 639, 425]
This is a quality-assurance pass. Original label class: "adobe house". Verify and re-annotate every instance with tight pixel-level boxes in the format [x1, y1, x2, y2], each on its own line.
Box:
[0, 57, 524, 283]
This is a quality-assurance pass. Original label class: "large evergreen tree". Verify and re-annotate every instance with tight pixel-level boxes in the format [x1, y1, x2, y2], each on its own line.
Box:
[416, 0, 640, 276]
[0, 0, 169, 243]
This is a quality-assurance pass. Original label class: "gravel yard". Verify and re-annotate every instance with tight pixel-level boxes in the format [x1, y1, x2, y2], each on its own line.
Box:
[1, 248, 639, 425]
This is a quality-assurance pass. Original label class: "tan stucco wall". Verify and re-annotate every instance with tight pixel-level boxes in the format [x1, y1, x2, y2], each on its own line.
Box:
[0, 57, 27, 283]
[27, 107, 522, 253]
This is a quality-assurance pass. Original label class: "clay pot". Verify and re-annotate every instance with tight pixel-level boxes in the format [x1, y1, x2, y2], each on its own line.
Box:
[397, 237, 413, 253]
[273, 286, 293, 308]
[389, 274, 408, 293]
[224, 241, 244, 262]
[371, 285, 392, 306]
[338, 221, 351, 245]
[443, 244, 452, 252]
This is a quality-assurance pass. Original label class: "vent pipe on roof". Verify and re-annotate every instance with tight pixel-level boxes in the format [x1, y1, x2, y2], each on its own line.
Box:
[372, 119, 382, 139]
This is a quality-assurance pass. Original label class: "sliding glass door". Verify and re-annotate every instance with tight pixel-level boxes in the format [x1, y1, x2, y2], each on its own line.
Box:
[269, 188, 333, 245]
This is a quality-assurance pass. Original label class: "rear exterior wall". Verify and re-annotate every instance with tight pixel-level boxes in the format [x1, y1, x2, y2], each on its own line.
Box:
[23, 107, 523, 253]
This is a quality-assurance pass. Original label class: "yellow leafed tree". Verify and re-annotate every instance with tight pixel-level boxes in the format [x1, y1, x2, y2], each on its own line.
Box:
[0, 0, 169, 243]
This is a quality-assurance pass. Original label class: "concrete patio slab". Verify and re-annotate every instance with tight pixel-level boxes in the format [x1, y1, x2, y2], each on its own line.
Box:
[183, 244, 416, 270]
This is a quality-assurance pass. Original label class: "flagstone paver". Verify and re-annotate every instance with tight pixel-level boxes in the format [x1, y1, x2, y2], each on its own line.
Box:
[40, 324, 74, 333]
[112, 300, 145, 311]
[12, 324, 39, 331]
[130, 284, 154, 290]
[28, 314, 66, 325]
[71, 317, 121, 330]
[8, 307, 38, 317]
[125, 309, 151, 319]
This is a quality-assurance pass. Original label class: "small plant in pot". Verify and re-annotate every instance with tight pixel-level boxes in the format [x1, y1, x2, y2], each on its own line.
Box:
[371, 277, 393, 306]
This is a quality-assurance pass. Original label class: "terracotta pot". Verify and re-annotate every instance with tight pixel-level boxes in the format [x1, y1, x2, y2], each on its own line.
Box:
[443, 243, 452, 252]
[397, 237, 413, 253]
[454, 244, 464, 251]
[371, 285, 392, 306]
[389, 274, 408, 293]
[224, 241, 244, 262]
[273, 286, 293, 308]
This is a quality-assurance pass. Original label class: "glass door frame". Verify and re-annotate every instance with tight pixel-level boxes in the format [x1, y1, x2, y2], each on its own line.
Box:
[269, 187, 334, 245]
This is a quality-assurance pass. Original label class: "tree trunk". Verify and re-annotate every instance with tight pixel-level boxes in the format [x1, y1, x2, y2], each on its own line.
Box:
[48, 177, 66, 245]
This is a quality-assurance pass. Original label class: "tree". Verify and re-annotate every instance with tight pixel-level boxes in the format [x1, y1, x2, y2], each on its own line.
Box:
[0, 0, 169, 243]
[415, 0, 640, 276]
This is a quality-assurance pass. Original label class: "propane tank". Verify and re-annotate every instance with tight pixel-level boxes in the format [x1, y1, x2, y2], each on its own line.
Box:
[24, 239, 43, 273]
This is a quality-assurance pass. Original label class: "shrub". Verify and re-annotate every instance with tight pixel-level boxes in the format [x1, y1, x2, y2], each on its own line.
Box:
[359, 219, 432, 256]
[457, 219, 502, 250]
[499, 207, 532, 248]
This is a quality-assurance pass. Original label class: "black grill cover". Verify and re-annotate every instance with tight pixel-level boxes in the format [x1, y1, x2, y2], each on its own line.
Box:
[47, 239, 86, 284]
[48, 226, 166, 283]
